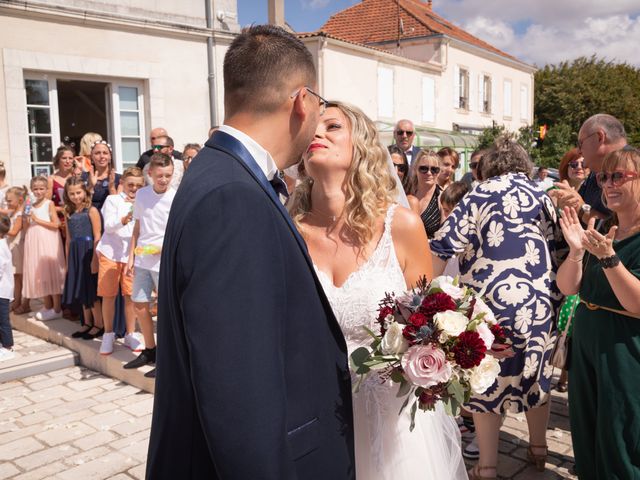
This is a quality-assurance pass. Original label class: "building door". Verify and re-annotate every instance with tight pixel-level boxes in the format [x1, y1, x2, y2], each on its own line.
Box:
[57, 79, 110, 157]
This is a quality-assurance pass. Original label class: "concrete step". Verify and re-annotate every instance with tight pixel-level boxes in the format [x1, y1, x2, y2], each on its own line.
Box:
[10, 311, 155, 393]
[0, 347, 77, 382]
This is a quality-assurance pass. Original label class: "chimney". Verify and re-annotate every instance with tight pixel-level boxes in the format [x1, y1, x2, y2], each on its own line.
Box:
[268, 0, 285, 27]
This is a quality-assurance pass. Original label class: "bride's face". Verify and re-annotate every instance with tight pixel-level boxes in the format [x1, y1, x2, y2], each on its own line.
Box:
[303, 106, 352, 177]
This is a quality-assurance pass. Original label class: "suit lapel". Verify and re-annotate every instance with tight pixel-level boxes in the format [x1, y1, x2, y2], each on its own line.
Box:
[206, 131, 309, 259]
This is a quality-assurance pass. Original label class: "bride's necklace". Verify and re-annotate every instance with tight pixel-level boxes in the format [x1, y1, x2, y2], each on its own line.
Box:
[309, 208, 343, 223]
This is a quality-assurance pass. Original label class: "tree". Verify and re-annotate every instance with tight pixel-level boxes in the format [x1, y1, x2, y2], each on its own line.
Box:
[535, 56, 640, 149]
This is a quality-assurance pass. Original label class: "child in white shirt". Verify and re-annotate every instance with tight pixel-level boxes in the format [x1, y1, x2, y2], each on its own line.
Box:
[0, 215, 16, 361]
[97, 167, 145, 355]
[123, 153, 175, 374]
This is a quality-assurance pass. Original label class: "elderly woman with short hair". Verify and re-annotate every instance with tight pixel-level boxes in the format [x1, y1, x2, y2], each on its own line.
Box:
[430, 136, 563, 479]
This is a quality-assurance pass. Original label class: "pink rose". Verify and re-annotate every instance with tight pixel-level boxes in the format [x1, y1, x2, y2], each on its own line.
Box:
[401, 344, 452, 388]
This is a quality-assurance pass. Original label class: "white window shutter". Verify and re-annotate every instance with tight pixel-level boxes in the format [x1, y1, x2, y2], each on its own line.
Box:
[453, 65, 460, 108]
[504, 80, 512, 117]
[491, 76, 497, 115]
[468, 71, 475, 112]
[478, 74, 484, 112]
[422, 76, 435, 123]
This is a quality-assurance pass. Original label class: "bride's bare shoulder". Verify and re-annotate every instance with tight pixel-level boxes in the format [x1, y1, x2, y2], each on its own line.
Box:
[390, 205, 424, 236]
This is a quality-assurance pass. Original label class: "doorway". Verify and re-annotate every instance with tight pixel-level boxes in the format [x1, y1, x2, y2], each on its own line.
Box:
[56, 79, 110, 155]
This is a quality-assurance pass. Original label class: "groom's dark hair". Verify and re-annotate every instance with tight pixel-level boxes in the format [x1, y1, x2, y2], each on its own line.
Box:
[223, 24, 316, 116]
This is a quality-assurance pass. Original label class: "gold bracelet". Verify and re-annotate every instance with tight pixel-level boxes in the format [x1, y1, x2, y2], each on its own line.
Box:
[567, 255, 584, 263]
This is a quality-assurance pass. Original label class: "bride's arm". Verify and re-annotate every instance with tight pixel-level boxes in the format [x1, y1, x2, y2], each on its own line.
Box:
[391, 206, 433, 286]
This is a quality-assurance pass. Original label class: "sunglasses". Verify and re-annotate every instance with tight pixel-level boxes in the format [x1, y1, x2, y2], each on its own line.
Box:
[418, 165, 440, 175]
[596, 170, 639, 187]
[396, 129, 414, 137]
[569, 160, 585, 169]
[469, 162, 478, 169]
[152, 144, 169, 150]
[393, 163, 408, 173]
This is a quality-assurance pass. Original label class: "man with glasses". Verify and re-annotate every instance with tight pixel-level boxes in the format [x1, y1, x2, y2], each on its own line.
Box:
[136, 126, 182, 171]
[147, 24, 355, 479]
[392, 119, 421, 165]
[142, 135, 184, 188]
[550, 114, 627, 224]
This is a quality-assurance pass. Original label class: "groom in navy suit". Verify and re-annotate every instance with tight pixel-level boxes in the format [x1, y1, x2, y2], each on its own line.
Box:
[146, 25, 355, 479]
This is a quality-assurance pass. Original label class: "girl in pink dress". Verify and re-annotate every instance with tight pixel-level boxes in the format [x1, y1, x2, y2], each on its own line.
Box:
[22, 176, 66, 321]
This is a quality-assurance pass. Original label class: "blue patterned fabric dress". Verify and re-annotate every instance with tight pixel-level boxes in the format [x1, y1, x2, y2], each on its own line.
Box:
[430, 172, 562, 414]
[62, 208, 98, 308]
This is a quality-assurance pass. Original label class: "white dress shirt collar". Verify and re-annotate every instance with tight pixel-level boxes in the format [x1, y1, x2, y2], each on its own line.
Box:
[218, 125, 279, 181]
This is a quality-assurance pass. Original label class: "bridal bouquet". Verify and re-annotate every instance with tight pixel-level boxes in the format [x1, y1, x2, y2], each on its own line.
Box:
[350, 276, 509, 431]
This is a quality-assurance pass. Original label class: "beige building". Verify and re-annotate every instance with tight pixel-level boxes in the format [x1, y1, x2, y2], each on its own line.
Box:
[301, 0, 536, 165]
[0, 0, 239, 185]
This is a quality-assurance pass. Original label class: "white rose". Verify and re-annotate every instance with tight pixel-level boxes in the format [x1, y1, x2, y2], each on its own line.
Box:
[381, 322, 409, 355]
[431, 275, 465, 300]
[472, 298, 496, 323]
[475, 322, 495, 350]
[470, 355, 500, 394]
[434, 310, 468, 338]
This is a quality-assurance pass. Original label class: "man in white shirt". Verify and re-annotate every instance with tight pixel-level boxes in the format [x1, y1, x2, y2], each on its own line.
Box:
[143, 135, 184, 190]
[123, 154, 175, 375]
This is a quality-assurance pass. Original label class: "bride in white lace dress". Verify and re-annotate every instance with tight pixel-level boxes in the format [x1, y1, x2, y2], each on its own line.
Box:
[288, 102, 468, 479]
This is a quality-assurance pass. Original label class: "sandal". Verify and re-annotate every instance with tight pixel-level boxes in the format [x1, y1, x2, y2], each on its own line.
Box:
[468, 465, 496, 480]
[13, 305, 32, 315]
[72, 324, 94, 338]
[527, 444, 548, 472]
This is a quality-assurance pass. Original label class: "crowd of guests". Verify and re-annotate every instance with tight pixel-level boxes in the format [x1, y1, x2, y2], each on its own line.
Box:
[388, 114, 640, 479]
[0, 128, 207, 378]
[0, 108, 638, 478]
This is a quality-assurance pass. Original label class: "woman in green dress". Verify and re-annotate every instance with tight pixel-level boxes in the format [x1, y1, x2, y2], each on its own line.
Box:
[557, 146, 640, 480]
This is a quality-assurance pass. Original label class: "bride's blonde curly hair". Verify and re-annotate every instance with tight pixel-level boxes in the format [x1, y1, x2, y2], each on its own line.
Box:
[288, 101, 396, 246]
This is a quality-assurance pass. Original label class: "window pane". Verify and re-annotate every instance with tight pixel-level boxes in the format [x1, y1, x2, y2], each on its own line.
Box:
[27, 108, 51, 134]
[25, 79, 50, 105]
[121, 138, 141, 163]
[119, 87, 138, 110]
[120, 111, 140, 136]
[29, 137, 53, 164]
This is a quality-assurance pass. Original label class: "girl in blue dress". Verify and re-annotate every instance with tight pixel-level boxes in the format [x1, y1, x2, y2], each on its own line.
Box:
[62, 178, 104, 340]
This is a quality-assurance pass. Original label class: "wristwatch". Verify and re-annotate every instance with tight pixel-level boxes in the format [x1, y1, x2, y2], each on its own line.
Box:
[599, 254, 621, 269]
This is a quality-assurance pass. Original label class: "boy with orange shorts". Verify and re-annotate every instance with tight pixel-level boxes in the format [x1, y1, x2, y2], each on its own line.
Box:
[97, 167, 145, 355]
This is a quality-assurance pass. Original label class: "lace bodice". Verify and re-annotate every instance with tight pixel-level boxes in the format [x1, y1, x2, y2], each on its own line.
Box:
[315, 204, 406, 354]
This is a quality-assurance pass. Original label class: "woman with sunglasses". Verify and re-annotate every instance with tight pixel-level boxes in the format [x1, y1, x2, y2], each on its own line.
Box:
[387, 145, 410, 193]
[553, 148, 590, 393]
[407, 150, 442, 238]
[557, 146, 640, 480]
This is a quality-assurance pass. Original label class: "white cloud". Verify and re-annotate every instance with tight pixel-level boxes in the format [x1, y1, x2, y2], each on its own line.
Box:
[455, 13, 640, 66]
[435, 1, 640, 66]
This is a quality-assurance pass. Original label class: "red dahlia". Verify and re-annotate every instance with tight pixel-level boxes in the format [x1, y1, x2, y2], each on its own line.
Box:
[490, 323, 507, 343]
[377, 306, 394, 321]
[452, 331, 487, 368]
[420, 292, 457, 320]
[402, 325, 418, 344]
[408, 312, 428, 327]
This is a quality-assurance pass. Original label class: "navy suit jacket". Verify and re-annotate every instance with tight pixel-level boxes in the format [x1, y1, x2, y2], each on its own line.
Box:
[146, 131, 355, 479]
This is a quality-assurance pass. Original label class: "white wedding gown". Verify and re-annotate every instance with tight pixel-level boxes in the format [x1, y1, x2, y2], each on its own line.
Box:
[315, 205, 468, 480]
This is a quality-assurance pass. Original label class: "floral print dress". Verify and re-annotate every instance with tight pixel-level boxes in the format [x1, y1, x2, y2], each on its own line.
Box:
[430, 172, 563, 414]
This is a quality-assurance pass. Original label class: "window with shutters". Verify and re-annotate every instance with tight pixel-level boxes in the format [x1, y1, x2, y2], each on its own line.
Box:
[482, 75, 492, 113]
[458, 68, 469, 110]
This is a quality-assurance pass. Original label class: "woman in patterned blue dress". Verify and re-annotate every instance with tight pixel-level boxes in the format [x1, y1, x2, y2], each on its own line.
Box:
[430, 137, 562, 479]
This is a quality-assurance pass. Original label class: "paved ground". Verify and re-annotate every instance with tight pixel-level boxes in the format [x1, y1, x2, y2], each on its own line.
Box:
[0, 331, 576, 479]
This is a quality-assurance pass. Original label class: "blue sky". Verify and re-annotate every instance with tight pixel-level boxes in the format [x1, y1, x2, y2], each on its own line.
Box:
[237, 0, 640, 66]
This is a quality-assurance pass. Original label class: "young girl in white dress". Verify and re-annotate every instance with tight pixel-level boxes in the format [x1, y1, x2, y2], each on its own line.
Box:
[288, 101, 468, 480]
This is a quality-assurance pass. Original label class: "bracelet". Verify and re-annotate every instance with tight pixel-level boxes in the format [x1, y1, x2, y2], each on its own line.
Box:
[599, 254, 621, 269]
[567, 255, 584, 263]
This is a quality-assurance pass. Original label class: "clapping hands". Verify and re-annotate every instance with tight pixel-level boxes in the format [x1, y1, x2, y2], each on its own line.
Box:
[558, 206, 616, 259]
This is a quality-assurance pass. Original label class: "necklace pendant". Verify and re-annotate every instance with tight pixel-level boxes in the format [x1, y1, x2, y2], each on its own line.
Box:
[331, 215, 336, 222]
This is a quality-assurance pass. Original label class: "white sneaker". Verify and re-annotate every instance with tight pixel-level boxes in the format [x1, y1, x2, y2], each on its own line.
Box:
[124, 332, 144, 352]
[100, 332, 116, 355]
[35, 308, 62, 321]
[463, 437, 479, 460]
[0, 347, 16, 362]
